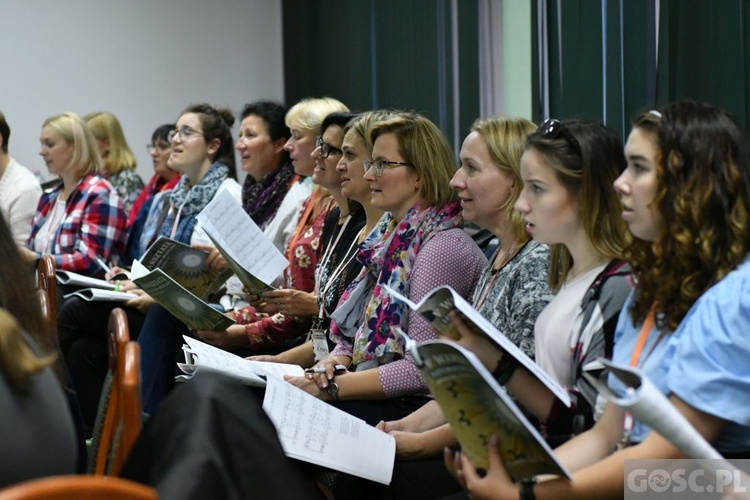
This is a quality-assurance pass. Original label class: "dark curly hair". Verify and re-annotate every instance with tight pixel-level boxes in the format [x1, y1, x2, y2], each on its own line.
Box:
[626, 101, 750, 331]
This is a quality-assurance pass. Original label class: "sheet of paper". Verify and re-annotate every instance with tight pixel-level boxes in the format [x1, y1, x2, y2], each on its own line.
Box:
[262, 376, 395, 485]
[63, 288, 138, 302]
[383, 284, 571, 407]
[197, 188, 288, 285]
[56, 270, 116, 290]
[180, 336, 304, 385]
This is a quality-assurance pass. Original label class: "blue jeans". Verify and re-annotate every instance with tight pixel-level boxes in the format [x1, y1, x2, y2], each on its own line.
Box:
[138, 304, 191, 416]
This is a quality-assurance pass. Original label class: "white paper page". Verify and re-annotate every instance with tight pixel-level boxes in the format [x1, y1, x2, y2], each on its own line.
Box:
[56, 270, 116, 290]
[262, 376, 395, 485]
[181, 336, 303, 384]
[130, 259, 149, 280]
[63, 288, 138, 302]
[384, 284, 570, 407]
[196, 188, 288, 285]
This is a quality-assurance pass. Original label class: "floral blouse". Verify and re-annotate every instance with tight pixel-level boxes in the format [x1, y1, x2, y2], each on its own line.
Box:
[109, 169, 144, 215]
[229, 193, 334, 350]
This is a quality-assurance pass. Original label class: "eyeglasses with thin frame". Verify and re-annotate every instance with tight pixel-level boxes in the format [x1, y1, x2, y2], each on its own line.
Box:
[315, 136, 343, 159]
[167, 126, 204, 144]
[363, 159, 413, 177]
[538, 118, 581, 156]
[146, 142, 171, 154]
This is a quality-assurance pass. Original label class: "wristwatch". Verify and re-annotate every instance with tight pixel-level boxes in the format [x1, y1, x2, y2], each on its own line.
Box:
[326, 381, 340, 401]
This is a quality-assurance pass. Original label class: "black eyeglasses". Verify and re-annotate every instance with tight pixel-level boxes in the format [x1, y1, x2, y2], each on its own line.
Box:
[538, 118, 581, 156]
[167, 126, 204, 144]
[315, 136, 343, 159]
[363, 159, 413, 177]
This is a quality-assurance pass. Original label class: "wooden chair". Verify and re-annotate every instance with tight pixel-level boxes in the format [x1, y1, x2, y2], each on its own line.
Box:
[0, 475, 157, 500]
[88, 309, 142, 476]
[35, 289, 53, 331]
[35, 254, 57, 336]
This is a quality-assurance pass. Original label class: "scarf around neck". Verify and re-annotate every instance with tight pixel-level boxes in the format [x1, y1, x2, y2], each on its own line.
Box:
[331, 200, 463, 366]
[241, 159, 296, 229]
[159, 161, 229, 243]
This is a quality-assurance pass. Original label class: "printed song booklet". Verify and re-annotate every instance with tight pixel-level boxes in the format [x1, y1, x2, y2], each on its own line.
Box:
[139, 236, 233, 300]
[196, 188, 288, 295]
[384, 284, 571, 406]
[400, 332, 571, 481]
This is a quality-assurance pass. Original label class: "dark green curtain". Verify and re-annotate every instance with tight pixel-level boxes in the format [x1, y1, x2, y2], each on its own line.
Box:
[534, 0, 657, 141]
[537, 0, 750, 137]
[657, 0, 750, 131]
[282, 0, 479, 149]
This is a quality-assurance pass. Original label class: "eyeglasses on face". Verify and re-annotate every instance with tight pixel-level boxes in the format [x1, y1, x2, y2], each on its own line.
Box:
[315, 136, 343, 159]
[167, 126, 204, 144]
[538, 118, 581, 156]
[146, 142, 171, 154]
[363, 159, 413, 177]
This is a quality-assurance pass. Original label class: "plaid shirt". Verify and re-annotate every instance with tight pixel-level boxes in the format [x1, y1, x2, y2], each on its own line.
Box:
[27, 173, 127, 276]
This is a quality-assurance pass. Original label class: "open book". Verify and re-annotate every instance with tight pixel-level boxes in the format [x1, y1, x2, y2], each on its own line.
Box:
[139, 236, 233, 300]
[263, 376, 396, 485]
[196, 188, 288, 295]
[132, 260, 235, 332]
[401, 332, 570, 481]
[63, 288, 138, 302]
[384, 284, 570, 406]
[176, 335, 304, 385]
[57, 270, 117, 291]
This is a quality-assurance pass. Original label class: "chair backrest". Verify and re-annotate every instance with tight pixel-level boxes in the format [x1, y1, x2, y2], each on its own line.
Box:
[0, 475, 157, 500]
[90, 308, 141, 476]
[35, 255, 57, 336]
[110, 341, 143, 475]
[35, 289, 52, 330]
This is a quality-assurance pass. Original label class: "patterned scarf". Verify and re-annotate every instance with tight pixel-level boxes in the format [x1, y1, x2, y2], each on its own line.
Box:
[241, 160, 296, 229]
[331, 201, 463, 366]
[159, 161, 229, 243]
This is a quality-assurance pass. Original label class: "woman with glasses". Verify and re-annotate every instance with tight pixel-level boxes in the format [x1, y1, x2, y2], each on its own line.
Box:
[57, 104, 240, 434]
[122, 124, 180, 263]
[137, 98, 347, 416]
[18, 112, 126, 275]
[196, 111, 360, 353]
[448, 101, 750, 499]
[284, 111, 486, 426]
[84, 111, 145, 215]
[247, 110, 391, 368]
[331, 117, 556, 499]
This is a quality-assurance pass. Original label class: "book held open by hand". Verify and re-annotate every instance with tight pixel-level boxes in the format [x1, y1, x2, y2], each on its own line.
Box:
[400, 331, 570, 481]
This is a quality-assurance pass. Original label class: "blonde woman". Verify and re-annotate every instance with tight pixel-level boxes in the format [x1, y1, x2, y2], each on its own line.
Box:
[85, 111, 144, 214]
[21, 112, 126, 275]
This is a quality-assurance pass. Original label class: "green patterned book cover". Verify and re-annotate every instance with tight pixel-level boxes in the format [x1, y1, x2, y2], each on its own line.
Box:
[140, 236, 233, 300]
[410, 340, 570, 481]
[133, 268, 235, 331]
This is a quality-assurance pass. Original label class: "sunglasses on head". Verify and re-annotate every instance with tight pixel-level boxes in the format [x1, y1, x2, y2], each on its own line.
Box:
[538, 118, 582, 156]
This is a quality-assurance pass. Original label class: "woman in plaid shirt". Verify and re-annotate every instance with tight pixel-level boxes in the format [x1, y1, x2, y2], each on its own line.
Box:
[20, 112, 126, 276]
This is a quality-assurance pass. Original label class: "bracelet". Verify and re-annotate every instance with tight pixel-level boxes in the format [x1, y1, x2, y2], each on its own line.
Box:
[519, 479, 537, 500]
[34, 251, 43, 267]
[492, 354, 519, 385]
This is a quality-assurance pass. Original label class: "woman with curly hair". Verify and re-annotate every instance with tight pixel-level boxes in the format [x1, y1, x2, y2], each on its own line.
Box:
[447, 100, 750, 499]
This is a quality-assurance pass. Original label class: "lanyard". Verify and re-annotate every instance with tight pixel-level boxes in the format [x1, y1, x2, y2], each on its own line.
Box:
[317, 226, 364, 320]
[621, 302, 660, 447]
